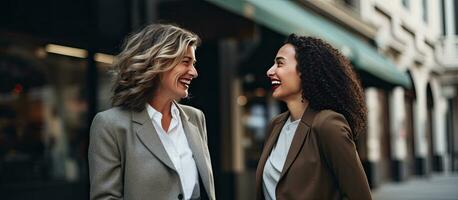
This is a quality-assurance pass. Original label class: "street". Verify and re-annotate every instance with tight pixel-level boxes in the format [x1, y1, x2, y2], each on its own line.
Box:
[372, 173, 458, 200]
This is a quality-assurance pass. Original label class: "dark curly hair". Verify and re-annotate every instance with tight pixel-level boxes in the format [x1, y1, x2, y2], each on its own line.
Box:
[285, 34, 367, 139]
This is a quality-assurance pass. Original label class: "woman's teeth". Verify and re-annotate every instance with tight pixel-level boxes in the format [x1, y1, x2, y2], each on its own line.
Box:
[179, 78, 191, 88]
[271, 80, 281, 85]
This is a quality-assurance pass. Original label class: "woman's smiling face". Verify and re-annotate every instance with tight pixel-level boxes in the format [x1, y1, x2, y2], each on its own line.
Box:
[157, 45, 198, 100]
[266, 43, 302, 102]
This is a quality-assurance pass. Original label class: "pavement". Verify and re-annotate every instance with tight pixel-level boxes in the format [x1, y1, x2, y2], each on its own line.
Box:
[372, 173, 458, 200]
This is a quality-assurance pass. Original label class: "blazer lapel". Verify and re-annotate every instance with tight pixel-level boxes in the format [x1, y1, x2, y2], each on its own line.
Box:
[176, 104, 212, 199]
[255, 112, 289, 196]
[132, 109, 176, 171]
[280, 107, 316, 178]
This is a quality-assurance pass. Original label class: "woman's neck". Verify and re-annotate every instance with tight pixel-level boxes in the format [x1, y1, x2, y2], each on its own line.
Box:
[149, 95, 174, 132]
[149, 95, 173, 116]
[285, 99, 309, 121]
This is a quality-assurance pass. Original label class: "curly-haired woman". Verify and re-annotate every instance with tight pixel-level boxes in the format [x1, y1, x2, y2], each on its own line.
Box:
[88, 24, 215, 200]
[256, 34, 371, 200]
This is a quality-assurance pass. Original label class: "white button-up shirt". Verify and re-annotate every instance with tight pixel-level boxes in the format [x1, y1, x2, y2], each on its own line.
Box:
[146, 103, 199, 200]
[262, 116, 300, 200]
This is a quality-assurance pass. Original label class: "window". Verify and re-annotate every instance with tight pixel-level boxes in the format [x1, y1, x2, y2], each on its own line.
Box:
[0, 40, 108, 199]
[455, 0, 458, 34]
[422, 0, 428, 23]
[441, 0, 446, 35]
[402, 0, 410, 9]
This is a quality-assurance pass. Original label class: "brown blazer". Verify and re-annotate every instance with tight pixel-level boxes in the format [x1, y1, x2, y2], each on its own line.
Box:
[255, 108, 371, 200]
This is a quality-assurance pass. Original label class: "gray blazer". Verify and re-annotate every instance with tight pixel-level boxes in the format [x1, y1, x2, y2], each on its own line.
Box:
[88, 103, 215, 200]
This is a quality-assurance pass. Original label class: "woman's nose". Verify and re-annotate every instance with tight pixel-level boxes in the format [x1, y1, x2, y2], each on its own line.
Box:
[266, 65, 276, 77]
[189, 65, 198, 78]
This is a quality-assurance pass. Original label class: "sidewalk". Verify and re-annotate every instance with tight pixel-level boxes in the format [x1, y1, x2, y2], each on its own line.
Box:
[372, 173, 458, 200]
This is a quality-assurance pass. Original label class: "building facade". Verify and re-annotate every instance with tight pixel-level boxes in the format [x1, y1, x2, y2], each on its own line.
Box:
[357, 0, 453, 185]
[438, 0, 458, 172]
[0, 0, 456, 199]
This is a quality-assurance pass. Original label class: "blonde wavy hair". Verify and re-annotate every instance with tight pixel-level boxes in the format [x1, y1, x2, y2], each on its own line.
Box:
[111, 24, 200, 111]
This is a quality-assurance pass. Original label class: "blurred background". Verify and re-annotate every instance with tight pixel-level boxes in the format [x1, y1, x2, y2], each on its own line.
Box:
[0, 0, 457, 199]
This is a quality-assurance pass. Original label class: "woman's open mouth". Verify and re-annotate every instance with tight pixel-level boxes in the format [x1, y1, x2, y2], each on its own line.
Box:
[179, 78, 192, 88]
[271, 79, 281, 91]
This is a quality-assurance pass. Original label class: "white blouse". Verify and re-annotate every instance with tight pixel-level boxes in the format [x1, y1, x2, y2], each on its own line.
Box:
[146, 103, 199, 200]
[262, 116, 300, 200]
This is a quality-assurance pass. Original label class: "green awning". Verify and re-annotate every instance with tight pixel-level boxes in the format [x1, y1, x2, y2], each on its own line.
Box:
[206, 0, 412, 88]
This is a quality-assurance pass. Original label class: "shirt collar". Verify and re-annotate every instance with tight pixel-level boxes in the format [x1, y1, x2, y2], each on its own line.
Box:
[146, 103, 180, 121]
[171, 103, 180, 119]
[285, 116, 300, 127]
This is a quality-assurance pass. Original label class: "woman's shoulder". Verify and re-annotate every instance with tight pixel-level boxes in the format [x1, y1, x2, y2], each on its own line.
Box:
[93, 106, 131, 123]
[311, 109, 353, 140]
[177, 103, 202, 115]
[312, 110, 347, 127]
[175, 103, 204, 122]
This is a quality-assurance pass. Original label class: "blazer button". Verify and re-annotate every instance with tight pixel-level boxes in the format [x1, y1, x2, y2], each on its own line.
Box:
[178, 194, 183, 200]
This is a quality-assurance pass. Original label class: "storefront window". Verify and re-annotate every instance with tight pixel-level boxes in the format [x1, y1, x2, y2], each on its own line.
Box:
[239, 74, 282, 170]
[0, 41, 90, 198]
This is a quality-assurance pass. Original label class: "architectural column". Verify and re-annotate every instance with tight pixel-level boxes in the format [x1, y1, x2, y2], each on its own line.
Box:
[365, 88, 382, 187]
[389, 87, 408, 181]
[411, 68, 429, 175]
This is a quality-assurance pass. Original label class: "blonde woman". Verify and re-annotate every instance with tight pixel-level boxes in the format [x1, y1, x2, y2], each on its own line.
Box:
[88, 24, 215, 200]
